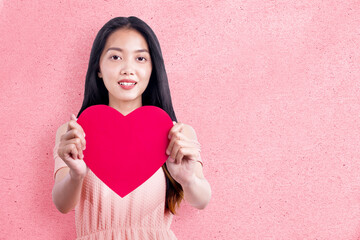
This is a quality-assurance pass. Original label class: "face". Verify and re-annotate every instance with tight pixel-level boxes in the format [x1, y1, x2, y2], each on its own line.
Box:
[98, 28, 152, 108]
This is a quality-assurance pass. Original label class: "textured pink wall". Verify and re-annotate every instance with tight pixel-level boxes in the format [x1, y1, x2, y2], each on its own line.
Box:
[1, 0, 360, 239]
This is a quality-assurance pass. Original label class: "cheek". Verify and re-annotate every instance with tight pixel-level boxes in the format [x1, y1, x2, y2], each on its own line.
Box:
[139, 67, 152, 79]
[102, 66, 118, 79]
[100, 59, 116, 74]
[144, 66, 153, 78]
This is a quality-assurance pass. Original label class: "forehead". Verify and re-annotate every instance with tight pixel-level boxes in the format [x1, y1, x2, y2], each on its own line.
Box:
[104, 28, 149, 51]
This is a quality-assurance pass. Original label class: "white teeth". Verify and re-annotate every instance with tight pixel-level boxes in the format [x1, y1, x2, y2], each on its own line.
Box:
[119, 82, 136, 86]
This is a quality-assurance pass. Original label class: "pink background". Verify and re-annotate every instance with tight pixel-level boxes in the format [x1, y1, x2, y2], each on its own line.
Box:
[1, 0, 360, 239]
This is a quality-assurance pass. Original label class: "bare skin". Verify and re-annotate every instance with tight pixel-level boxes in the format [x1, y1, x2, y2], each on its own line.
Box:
[52, 28, 211, 213]
[166, 121, 211, 209]
[52, 114, 87, 213]
[52, 115, 211, 212]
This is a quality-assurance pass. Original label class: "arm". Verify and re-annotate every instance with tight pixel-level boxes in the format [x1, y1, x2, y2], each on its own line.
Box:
[52, 123, 85, 214]
[182, 162, 212, 209]
[180, 125, 212, 209]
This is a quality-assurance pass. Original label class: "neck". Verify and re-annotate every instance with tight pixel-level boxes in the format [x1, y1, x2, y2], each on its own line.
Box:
[108, 97, 142, 116]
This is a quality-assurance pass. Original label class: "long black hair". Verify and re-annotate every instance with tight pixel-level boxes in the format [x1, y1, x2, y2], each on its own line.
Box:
[76, 16, 183, 214]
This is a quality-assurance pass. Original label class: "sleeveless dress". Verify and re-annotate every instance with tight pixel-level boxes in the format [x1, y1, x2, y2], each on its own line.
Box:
[53, 142, 203, 240]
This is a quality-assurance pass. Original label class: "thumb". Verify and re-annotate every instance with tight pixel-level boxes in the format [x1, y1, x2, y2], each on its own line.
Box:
[71, 113, 77, 121]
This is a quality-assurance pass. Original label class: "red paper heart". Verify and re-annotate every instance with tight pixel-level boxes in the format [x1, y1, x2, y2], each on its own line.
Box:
[77, 104, 173, 197]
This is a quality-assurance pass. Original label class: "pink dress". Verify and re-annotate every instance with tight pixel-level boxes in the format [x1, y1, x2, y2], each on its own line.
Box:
[53, 142, 203, 240]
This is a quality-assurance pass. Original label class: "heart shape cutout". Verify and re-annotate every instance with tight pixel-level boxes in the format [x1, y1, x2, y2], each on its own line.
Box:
[77, 104, 173, 197]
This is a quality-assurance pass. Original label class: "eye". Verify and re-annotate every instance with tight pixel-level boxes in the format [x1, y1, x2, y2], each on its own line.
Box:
[111, 55, 121, 60]
[137, 57, 147, 62]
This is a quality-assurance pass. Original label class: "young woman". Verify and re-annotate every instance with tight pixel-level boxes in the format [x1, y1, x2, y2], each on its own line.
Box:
[52, 16, 211, 239]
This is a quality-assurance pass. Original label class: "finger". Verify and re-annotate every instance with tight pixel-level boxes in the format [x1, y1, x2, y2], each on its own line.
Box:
[67, 114, 77, 131]
[65, 143, 79, 160]
[68, 119, 85, 137]
[178, 137, 201, 146]
[67, 118, 86, 139]
[176, 147, 200, 164]
[169, 140, 182, 162]
[166, 130, 197, 156]
[70, 138, 84, 159]
[166, 135, 176, 156]
[62, 129, 86, 149]
[168, 122, 185, 140]
[174, 148, 184, 165]
[167, 156, 176, 164]
[177, 129, 200, 146]
[62, 128, 86, 150]
[166, 137, 199, 156]
[73, 138, 84, 159]
[167, 132, 181, 157]
[66, 138, 84, 159]
[180, 139, 201, 148]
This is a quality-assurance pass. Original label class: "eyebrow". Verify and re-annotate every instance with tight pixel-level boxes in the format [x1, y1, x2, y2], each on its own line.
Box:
[106, 47, 149, 53]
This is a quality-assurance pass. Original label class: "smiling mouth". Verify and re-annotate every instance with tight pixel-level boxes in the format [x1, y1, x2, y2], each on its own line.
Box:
[118, 82, 137, 86]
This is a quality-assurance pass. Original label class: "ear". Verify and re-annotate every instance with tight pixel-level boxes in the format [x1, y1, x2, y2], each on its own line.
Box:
[98, 71, 102, 78]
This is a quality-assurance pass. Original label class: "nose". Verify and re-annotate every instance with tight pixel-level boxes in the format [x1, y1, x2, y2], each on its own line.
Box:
[120, 60, 135, 75]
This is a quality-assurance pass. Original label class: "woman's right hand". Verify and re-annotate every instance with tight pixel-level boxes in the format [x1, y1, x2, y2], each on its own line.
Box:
[57, 113, 88, 180]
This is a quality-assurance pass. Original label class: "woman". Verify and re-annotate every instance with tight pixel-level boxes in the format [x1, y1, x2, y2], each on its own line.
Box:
[52, 16, 211, 239]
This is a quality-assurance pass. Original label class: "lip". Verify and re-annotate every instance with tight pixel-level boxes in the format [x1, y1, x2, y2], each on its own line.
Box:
[118, 79, 137, 84]
[118, 79, 137, 90]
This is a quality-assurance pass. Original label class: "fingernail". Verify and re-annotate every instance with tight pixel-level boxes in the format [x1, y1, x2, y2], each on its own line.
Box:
[166, 149, 170, 155]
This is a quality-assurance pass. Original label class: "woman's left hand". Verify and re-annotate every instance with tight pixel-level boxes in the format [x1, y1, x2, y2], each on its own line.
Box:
[165, 122, 202, 186]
